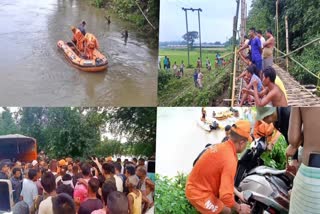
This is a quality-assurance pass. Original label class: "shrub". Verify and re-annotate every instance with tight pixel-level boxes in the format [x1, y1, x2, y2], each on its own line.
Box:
[155, 173, 198, 214]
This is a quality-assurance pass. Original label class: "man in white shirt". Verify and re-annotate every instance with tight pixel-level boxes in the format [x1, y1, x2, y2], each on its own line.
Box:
[20, 169, 38, 208]
[114, 162, 124, 192]
[257, 30, 266, 49]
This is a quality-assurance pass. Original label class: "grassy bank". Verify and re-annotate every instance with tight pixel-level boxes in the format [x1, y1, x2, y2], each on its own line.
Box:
[159, 47, 231, 68]
[158, 48, 233, 106]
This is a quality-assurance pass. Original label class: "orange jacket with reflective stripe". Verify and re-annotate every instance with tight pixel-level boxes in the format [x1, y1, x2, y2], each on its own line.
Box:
[186, 139, 238, 208]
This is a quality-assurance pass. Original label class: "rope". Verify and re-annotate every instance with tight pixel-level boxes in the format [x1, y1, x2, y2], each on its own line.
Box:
[276, 37, 320, 59]
[275, 48, 320, 81]
[134, 1, 156, 30]
[221, 52, 234, 59]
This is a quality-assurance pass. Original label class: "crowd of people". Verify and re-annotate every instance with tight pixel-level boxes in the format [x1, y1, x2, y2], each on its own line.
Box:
[0, 153, 155, 214]
[162, 56, 185, 79]
[237, 27, 288, 107]
[161, 53, 232, 91]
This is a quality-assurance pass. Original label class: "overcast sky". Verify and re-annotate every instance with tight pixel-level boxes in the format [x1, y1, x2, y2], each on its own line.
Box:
[159, 0, 253, 43]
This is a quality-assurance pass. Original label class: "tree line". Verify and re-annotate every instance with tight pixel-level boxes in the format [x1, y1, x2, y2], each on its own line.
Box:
[0, 107, 156, 159]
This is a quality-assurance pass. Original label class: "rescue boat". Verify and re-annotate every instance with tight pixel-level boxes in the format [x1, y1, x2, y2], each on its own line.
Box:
[57, 40, 108, 72]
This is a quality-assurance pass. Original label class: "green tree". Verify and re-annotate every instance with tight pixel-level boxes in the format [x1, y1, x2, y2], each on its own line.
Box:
[43, 108, 105, 158]
[182, 31, 199, 48]
[1, 107, 155, 159]
[18, 107, 47, 149]
[0, 109, 18, 135]
[94, 138, 124, 157]
[107, 107, 156, 157]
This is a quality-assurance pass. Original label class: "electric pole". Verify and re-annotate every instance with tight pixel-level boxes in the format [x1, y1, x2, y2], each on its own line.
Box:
[197, 9, 203, 64]
[182, 7, 203, 67]
[182, 7, 190, 66]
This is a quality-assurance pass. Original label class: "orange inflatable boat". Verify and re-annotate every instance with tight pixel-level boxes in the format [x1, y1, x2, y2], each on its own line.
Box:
[57, 40, 108, 72]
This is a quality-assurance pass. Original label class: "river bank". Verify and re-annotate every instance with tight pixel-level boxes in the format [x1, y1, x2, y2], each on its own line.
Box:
[91, 0, 159, 48]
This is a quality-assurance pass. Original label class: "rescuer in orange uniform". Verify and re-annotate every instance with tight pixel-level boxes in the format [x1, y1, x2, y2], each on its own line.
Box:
[71, 26, 85, 52]
[84, 33, 100, 60]
[186, 120, 252, 214]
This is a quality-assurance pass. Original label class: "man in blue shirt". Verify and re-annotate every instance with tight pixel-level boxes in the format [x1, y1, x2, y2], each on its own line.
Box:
[78, 21, 86, 36]
[239, 28, 262, 79]
[0, 162, 9, 179]
[10, 168, 22, 203]
[193, 69, 199, 87]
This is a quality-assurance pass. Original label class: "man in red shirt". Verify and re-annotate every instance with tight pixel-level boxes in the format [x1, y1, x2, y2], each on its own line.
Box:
[186, 120, 252, 214]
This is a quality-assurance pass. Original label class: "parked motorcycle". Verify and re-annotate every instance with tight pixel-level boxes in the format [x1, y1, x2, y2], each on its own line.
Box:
[235, 137, 293, 214]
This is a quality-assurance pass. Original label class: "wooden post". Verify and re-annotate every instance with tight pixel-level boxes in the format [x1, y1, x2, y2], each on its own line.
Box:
[231, 48, 238, 107]
[318, 73, 320, 97]
[285, 16, 289, 71]
[240, 0, 246, 43]
[229, 0, 240, 103]
[276, 0, 279, 64]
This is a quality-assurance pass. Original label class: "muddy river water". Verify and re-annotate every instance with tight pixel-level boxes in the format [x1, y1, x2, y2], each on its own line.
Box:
[0, 0, 157, 106]
[156, 107, 253, 177]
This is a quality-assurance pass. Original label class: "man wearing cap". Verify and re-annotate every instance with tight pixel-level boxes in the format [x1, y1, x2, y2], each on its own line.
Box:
[185, 120, 252, 214]
[32, 160, 38, 168]
[0, 162, 9, 179]
[71, 26, 85, 52]
[255, 107, 300, 168]
[56, 159, 68, 185]
[255, 107, 290, 144]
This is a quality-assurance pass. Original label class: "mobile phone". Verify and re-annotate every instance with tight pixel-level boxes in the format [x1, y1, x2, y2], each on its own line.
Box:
[308, 152, 320, 168]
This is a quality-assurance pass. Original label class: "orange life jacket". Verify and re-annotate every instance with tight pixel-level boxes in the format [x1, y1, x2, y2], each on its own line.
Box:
[85, 33, 99, 50]
[73, 29, 85, 51]
[185, 139, 238, 208]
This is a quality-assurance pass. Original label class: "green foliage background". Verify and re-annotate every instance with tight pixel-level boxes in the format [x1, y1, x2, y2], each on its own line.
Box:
[155, 173, 198, 214]
[0, 107, 156, 159]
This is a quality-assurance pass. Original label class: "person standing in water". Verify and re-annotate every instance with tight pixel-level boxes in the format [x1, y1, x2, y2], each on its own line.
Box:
[122, 30, 128, 45]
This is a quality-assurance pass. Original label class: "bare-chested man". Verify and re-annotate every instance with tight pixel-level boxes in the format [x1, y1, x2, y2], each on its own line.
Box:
[286, 107, 320, 214]
[250, 66, 287, 106]
[262, 29, 275, 69]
